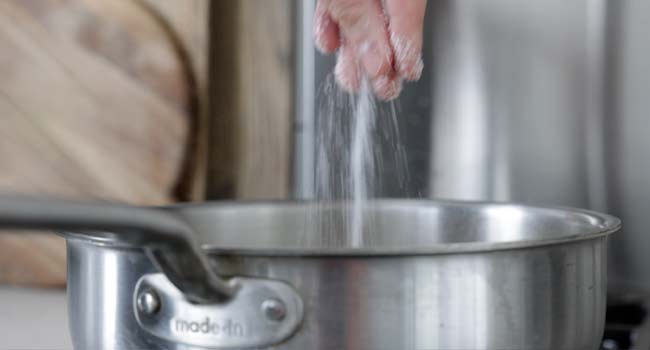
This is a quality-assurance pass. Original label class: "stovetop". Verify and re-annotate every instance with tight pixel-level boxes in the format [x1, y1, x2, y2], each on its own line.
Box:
[602, 301, 650, 350]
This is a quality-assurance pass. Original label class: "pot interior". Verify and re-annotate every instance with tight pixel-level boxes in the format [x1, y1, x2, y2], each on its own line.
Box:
[171, 200, 619, 255]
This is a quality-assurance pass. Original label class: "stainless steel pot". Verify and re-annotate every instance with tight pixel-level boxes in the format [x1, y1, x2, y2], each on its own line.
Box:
[0, 196, 619, 349]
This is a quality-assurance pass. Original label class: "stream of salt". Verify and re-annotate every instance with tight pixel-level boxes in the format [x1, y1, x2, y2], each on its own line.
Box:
[349, 79, 375, 246]
[310, 74, 407, 248]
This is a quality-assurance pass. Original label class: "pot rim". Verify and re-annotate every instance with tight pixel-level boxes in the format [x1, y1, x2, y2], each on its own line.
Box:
[162, 199, 621, 256]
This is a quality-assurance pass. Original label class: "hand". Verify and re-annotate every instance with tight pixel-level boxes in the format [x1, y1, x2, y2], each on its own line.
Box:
[314, 0, 427, 100]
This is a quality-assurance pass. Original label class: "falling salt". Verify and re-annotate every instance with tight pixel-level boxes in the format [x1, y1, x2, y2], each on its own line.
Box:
[309, 74, 408, 248]
[350, 78, 375, 246]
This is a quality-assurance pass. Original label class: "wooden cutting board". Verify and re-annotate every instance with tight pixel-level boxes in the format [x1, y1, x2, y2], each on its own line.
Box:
[0, 0, 196, 287]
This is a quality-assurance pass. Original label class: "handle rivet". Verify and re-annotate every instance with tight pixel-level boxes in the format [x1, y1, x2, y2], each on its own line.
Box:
[262, 298, 286, 321]
[137, 289, 161, 316]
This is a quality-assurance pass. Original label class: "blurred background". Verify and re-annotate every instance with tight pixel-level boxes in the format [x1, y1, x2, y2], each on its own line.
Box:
[0, 0, 293, 291]
[0, 0, 292, 347]
[1, 0, 650, 349]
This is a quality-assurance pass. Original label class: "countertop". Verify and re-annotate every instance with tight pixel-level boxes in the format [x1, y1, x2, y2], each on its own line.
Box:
[0, 286, 72, 349]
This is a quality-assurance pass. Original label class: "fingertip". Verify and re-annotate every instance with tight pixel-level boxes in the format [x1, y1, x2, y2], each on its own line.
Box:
[372, 75, 403, 101]
[402, 57, 424, 81]
[390, 34, 424, 81]
[385, 0, 427, 81]
[314, 12, 341, 54]
[315, 34, 341, 54]
[335, 47, 361, 93]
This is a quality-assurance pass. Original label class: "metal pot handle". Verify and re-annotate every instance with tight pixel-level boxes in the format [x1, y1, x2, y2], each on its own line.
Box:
[0, 194, 236, 304]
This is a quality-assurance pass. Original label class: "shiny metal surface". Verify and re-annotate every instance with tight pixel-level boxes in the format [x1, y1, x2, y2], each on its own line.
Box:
[261, 298, 287, 321]
[136, 289, 161, 316]
[0, 195, 235, 303]
[61, 200, 617, 349]
[66, 237, 610, 349]
[179, 201, 617, 253]
[134, 274, 303, 349]
[426, 0, 608, 205]
[66, 239, 154, 349]
[214, 240, 608, 350]
[293, 0, 609, 201]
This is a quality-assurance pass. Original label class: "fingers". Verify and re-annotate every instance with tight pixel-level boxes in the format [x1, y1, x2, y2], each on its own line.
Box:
[314, 0, 424, 100]
[327, 0, 394, 81]
[384, 0, 427, 81]
[314, 0, 341, 53]
[335, 45, 401, 100]
[334, 44, 362, 93]
[373, 75, 403, 101]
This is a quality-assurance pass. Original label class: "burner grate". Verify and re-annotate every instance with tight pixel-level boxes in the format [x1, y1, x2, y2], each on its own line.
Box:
[601, 302, 650, 350]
